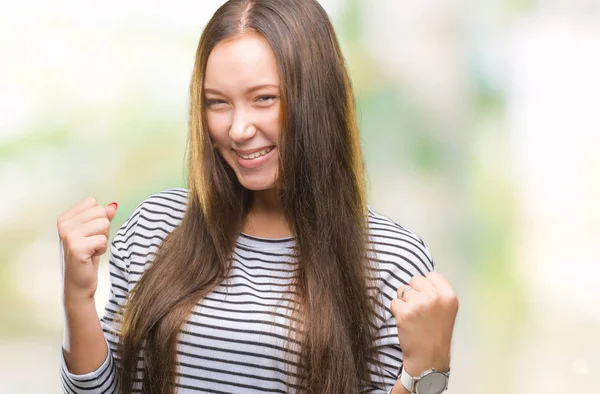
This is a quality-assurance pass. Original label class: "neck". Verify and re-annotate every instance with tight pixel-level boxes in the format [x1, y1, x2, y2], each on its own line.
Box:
[251, 188, 282, 213]
[243, 188, 293, 238]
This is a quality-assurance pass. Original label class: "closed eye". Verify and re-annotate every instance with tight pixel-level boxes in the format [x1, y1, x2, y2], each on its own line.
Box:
[257, 95, 277, 103]
[205, 99, 226, 106]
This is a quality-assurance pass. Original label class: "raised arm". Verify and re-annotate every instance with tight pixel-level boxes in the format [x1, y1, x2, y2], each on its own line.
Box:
[58, 198, 137, 393]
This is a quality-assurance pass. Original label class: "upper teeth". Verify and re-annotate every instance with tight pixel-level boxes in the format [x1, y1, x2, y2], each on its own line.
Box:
[237, 146, 274, 159]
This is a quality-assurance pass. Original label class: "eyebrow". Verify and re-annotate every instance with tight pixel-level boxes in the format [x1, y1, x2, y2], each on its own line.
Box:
[204, 84, 280, 95]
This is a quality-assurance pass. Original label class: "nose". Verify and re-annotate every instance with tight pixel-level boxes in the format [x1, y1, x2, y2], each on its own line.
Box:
[229, 107, 257, 143]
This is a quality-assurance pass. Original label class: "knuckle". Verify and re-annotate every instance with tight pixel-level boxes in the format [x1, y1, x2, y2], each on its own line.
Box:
[394, 314, 405, 325]
[57, 216, 69, 232]
[400, 305, 416, 319]
[63, 232, 74, 246]
[97, 205, 108, 217]
[441, 292, 458, 309]
[426, 271, 438, 279]
[87, 196, 97, 205]
[413, 300, 426, 312]
[90, 205, 105, 217]
[449, 294, 460, 309]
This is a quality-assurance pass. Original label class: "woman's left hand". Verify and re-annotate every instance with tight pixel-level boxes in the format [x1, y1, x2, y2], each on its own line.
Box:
[390, 272, 459, 376]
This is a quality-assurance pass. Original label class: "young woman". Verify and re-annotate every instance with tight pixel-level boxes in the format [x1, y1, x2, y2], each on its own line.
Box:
[57, 1, 458, 393]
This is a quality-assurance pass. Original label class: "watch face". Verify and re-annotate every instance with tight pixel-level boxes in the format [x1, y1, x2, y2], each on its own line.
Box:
[415, 371, 448, 394]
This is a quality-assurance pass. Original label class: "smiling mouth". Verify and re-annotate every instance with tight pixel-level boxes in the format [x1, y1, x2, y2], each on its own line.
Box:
[234, 146, 276, 160]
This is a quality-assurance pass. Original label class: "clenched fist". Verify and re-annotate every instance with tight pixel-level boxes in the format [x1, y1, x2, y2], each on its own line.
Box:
[57, 197, 118, 306]
[391, 272, 459, 377]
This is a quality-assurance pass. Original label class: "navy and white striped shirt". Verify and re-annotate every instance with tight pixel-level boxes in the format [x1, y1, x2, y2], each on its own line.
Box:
[60, 187, 435, 394]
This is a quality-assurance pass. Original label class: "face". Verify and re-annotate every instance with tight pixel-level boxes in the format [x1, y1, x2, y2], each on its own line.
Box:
[203, 31, 282, 191]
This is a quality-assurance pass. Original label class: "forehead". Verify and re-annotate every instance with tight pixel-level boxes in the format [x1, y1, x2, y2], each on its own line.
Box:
[204, 31, 280, 92]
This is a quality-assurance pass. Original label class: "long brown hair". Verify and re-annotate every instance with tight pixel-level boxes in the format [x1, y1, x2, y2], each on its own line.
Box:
[118, 1, 386, 392]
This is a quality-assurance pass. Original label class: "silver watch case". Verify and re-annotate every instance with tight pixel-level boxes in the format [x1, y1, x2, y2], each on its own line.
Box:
[399, 365, 450, 394]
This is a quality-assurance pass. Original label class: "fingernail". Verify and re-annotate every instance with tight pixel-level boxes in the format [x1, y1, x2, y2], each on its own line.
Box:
[108, 202, 118, 209]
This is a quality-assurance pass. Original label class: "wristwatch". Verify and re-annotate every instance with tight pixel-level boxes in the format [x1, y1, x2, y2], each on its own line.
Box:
[397, 364, 450, 394]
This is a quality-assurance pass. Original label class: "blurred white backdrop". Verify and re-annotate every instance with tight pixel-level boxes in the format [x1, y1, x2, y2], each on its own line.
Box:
[1, 0, 598, 393]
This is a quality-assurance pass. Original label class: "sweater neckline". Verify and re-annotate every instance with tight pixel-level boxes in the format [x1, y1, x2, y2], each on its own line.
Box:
[236, 232, 296, 250]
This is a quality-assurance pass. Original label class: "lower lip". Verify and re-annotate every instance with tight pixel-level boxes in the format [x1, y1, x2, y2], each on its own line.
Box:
[234, 146, 277, 169]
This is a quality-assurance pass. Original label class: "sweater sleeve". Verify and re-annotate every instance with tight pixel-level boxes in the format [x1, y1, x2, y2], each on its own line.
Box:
[60, 206, 139, 394]
[360, 226, 436, 394]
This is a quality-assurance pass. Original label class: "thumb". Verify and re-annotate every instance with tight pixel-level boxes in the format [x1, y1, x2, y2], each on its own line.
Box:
[105, 202, 118, 221]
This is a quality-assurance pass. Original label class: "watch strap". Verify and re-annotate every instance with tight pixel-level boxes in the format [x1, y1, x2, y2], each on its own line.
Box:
[399, 365, 415, 393]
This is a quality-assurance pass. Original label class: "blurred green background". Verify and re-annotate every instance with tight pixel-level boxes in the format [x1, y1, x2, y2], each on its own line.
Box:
[1, 0, 599, 392]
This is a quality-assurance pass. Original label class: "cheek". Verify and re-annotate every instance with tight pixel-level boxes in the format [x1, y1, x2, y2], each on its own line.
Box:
[264, 109, 282, 141]
[206, 113, 230, 144]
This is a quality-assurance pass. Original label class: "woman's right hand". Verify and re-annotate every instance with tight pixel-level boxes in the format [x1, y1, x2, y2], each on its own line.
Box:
[57, 197, 118, 306]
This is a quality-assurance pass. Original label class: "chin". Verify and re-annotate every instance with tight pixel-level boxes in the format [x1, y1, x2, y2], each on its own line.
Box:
[239, 179, 277, 191]
[236, 170, 279, 191]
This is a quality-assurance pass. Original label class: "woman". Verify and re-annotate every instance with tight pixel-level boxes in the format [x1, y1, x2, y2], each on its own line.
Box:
[57, 0, 458, 393]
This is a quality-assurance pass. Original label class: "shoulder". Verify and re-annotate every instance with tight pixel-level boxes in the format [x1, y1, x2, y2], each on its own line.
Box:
[135, 187, 189, 225]
[366, 205, 435, 279]
[112, 187, 190, 264]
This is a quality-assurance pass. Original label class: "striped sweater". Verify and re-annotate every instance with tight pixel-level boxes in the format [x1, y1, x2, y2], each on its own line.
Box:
[59, 187, 435, 394]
